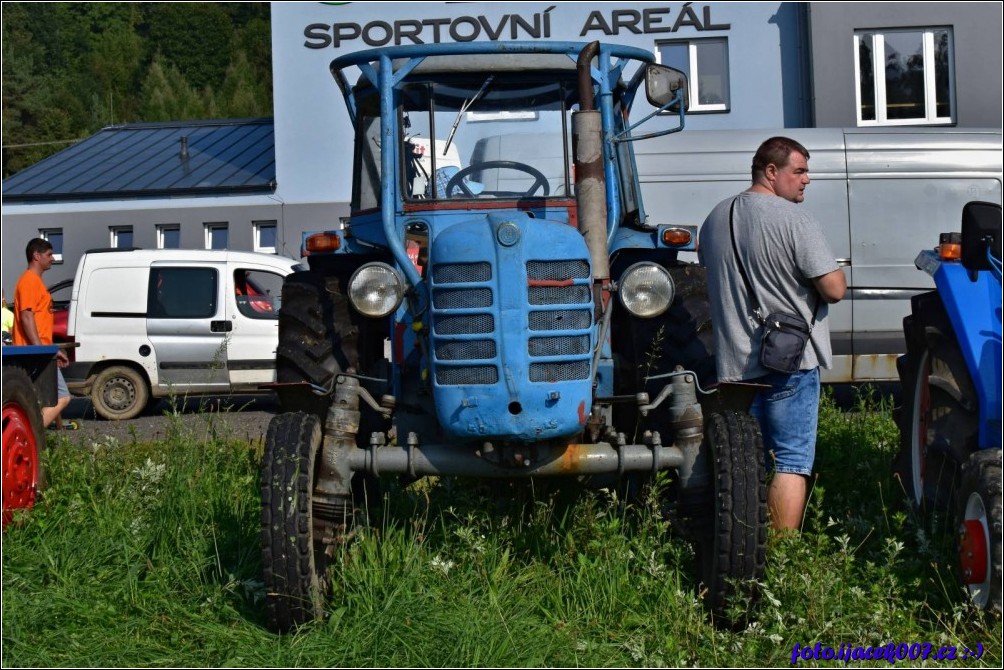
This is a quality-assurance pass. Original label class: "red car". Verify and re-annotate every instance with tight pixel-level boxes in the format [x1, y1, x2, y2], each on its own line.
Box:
[48, 279, 73, 359]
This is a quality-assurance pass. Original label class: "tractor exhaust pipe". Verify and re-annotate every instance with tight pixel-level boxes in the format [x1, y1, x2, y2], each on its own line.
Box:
[573, 41, 609, 282]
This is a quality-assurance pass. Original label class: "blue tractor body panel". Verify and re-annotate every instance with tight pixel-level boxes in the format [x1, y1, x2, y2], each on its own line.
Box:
[429, 212, 594, 441]
[917, 249, 1003, 449]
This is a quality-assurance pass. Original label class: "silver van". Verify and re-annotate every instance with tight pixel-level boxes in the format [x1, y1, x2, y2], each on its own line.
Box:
[634, 127, 1003, 382]
[64, 249, 303, 420]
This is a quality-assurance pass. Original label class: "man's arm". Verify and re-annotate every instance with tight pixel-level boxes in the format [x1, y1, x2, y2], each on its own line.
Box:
[813, 268, 846, 304]
[18, 309, 43, 345]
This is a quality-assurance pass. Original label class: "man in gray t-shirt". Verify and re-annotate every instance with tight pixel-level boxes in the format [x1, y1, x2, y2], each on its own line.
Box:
[698, 136, 846, 531]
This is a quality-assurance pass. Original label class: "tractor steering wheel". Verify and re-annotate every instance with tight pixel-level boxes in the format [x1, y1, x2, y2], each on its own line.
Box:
[445, 161, 551, 198]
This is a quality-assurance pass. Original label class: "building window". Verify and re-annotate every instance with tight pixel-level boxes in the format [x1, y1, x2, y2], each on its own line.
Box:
[854, 28, 954, 126]
[253, 220, 278, 254]
[657, 38, 730, 112]
[39, 229, 64, 263]
[157, 225, 181, 249]
[205, 222, 228, 250]
[110, 226, 134, 249]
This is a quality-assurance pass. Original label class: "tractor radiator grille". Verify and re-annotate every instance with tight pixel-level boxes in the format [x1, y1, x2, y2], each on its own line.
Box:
[431, 261, 497, 386]
[526, 260, 592, 383]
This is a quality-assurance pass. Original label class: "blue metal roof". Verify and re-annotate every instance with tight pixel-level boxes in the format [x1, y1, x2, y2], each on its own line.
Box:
[2, 118, 276, 203]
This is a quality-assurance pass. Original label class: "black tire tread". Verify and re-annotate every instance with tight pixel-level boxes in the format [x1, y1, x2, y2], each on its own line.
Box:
[276, 271, 354, 416]
[699, 411, 768, 626]
[261, 412, 328, 632]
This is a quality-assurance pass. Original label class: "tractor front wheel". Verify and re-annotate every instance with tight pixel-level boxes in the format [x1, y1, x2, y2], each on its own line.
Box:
[695, 411, 768, 627]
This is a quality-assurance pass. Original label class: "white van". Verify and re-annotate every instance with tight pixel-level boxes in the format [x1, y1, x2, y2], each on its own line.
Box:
[63, 249, 303, 420]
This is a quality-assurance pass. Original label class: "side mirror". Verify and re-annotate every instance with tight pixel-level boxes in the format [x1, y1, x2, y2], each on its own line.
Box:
[960, 201, 1002, 272]
[645, 64, 689, 112]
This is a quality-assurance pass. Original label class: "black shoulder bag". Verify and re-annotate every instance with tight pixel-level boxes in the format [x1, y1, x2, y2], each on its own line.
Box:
[729, 198, 818, 374]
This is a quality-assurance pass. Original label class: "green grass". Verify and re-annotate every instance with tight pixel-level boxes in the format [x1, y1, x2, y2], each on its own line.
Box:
[3, 389, 1000, 667]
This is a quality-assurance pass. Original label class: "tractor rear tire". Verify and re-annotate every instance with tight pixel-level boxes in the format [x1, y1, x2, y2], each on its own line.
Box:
[664, 264, 716, 387]
[276, 271, 354, 419]
[956, 449, 1002, 614]
[261, 412, 354, 632]
[695, 411, 768, 627]
[895, 294, 977, 511]
[2, 366, 45, 527]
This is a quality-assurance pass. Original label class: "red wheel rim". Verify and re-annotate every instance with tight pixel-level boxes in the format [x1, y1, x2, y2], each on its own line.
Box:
[959, 519, 989, 584]
[2, 400, 40, 527]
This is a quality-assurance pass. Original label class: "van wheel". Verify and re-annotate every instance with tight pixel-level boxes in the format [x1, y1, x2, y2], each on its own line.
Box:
[894, 294, 976, 511]
[2, 366, 46, 527]
[695, 411, 767, 628]
[276, 271, 357, 419]
[91, 365, 149, 421]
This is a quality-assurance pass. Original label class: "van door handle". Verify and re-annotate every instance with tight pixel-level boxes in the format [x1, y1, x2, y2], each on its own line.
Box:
[211, 320, 233, 333]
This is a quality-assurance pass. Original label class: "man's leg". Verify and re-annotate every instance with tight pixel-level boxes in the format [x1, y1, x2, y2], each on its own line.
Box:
[43, 368, 74, 429]
[42, 395, 71, 428]
[750, 368, 820, 531]
[768, 472, 809, 531]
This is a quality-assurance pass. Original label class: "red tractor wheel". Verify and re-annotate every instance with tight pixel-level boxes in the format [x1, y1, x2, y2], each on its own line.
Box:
[2, 366, 45, 528]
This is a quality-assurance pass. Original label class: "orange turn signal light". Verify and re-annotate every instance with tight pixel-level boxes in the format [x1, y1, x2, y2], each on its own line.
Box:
[305, 232, 342, 254]
[938, 242, 961, 260]
[937, 232, 961, 261]
[662, 227, 693, 247]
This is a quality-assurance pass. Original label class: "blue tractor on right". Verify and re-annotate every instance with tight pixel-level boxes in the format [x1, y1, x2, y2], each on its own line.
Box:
[895, 200, 1002, 613]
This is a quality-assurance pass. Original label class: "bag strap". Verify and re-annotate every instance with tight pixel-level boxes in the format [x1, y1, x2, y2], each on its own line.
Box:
[729, 197, 819, 328]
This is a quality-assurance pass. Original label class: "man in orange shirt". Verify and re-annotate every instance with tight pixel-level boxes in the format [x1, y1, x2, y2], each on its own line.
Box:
[13, 238, 73, 428]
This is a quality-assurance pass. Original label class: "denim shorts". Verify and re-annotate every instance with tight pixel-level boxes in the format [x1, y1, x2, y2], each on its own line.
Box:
[749, 367, 820, 476]
[57, 368, 71, 399]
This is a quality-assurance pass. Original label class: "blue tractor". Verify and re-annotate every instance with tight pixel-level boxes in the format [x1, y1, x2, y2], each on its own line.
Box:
[895, 201, 1002, 613]
[260, 41, 767, 631]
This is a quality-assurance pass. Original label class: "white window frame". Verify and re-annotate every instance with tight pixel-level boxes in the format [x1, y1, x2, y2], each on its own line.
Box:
[854, 28, 955, 127]
[110, 226, 134, 249]
[656, 38, 730, 113]
[204, 222, 229, 250]
[157, 224, 181, 249]
[39, 228, 64, 263]
[253, 220, 278, 254]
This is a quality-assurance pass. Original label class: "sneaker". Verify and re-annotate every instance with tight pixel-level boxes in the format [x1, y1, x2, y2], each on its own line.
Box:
[63, 419, 81, 431]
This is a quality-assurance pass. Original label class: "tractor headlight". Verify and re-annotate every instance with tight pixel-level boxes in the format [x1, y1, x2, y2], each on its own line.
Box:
[618, 262, 675, 318]
[348, 263, 405, 318]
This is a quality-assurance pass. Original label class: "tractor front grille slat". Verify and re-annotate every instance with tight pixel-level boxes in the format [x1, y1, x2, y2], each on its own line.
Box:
[436, 365, 498, 385]
[529, 361, 591, 382]
[527, 260, 589, 281]
[529, 335, 590, 357]
[529, 309, 592, 331]
[434, 287, 492, 310]
[437, 339, 497, 361]
[436, 313, 494, 335]
[528, 285, 591, 305]
[433, 262, 491, 284]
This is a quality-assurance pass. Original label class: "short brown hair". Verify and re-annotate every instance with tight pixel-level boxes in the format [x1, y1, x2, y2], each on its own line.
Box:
[25, 237, 53, 264]
[751, 136, 810, 180]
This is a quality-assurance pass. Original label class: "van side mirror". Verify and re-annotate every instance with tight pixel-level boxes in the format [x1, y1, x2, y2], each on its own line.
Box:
[645, 64, 689, 112]
[960, 200, 1002, 272]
